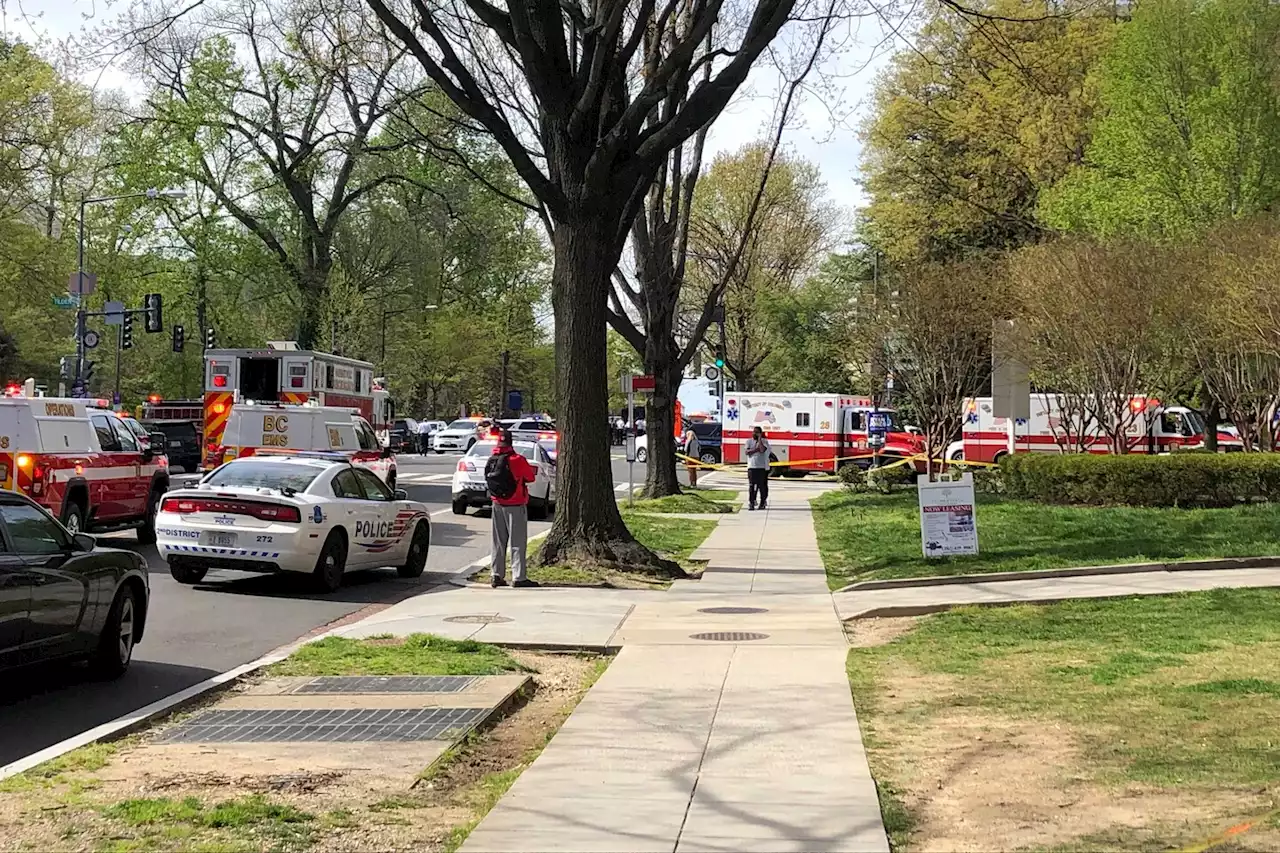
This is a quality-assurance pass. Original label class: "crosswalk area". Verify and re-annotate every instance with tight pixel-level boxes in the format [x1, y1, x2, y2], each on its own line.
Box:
[397, 472, 453, 484]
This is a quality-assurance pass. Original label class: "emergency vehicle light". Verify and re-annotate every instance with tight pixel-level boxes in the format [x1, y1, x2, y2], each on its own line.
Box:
[149, 394, 162, 403]
[16, 454, 30, 468]
[212, 403, 227, 414]
[213, 375, 227, 387]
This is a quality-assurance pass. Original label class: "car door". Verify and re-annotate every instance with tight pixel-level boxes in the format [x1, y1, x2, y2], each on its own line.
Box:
[0, 527, 31, 666]
[89, 414, 127, 520]
[109, 416, 149, 517]
[351, 467, 402, 566]
[0, 499, 93, 651]
[330, 468, 376, 568]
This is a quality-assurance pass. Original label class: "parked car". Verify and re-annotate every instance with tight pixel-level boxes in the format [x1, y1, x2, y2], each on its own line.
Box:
[144, 419, 202, 473]
[680, 421, 723, 464]
[388, 418, 419, 454]
[0, 491, 149, 677]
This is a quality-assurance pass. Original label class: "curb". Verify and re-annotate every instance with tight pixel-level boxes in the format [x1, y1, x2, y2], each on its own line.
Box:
[835, 556, 1280, 593]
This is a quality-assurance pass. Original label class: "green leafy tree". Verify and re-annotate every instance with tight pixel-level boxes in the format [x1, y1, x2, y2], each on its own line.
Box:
[1039, 0, 1280, 237]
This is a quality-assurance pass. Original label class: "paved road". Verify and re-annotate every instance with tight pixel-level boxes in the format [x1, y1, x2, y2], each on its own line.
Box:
[0, 448, 723, 767]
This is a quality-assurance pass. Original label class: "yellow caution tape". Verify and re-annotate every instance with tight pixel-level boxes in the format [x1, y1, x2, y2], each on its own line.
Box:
[672, 450, 1002, 475]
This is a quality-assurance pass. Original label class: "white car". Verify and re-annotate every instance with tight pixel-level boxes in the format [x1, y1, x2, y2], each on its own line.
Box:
[452, 440, 557, 519]
[156, 453, 432, 593]
[433, 418, 490, 453]
[634, 431, 648, 462]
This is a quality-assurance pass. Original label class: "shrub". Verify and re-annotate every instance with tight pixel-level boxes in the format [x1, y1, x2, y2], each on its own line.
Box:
[838, 461, 915, 494]
[999, 452, 1280, 507]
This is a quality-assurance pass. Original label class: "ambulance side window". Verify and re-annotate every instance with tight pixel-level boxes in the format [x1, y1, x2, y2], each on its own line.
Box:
[796, 413, 811, 428]
[91, 415, 121, 452]
[847, 412, 864, 431]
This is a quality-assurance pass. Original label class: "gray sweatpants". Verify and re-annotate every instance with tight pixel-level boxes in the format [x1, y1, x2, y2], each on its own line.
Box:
[490, 503, 528, 582]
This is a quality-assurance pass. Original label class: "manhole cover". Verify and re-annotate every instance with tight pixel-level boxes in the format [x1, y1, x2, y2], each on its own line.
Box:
[698, 606, 769, 615]
[444, 615, 514, 624]
[690, 632, 770, 642]
[156, 707, 487, 744]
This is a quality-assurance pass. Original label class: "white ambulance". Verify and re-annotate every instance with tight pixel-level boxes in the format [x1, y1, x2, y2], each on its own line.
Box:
[214, 402, 398, 488]
[0, 392, 169, 540]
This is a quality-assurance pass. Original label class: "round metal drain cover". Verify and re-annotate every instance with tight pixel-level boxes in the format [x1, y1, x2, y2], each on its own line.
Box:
[690, 631, 770, 642]
[698, 606, 769, 615]
[444, 615, 514, 625]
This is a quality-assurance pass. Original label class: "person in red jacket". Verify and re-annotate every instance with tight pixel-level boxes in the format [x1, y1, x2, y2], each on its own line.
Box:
[488, 429, 539, 588]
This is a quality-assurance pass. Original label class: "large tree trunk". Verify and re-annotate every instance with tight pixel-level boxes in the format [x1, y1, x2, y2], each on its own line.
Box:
[539, 218, 683, 576]
[643, 358, 683, 498]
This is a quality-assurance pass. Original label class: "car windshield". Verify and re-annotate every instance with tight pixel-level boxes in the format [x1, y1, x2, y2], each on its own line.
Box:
[468, 441, 539, 461]
[203, 460, 323, 493]
[447, 420, 477, 430]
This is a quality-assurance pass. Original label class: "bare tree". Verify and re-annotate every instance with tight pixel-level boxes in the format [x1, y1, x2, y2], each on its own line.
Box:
[885, 258, 1004, 478]
[366, 0, 809, 571]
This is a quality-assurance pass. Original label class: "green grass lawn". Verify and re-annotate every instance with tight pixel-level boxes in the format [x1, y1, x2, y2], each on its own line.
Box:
[473, 511, 718, 588]
[268, 633, 528, 677]
[627, 491, 737, 514]
[848, 589, 1280, 850]
[813, 489, 1280, 588]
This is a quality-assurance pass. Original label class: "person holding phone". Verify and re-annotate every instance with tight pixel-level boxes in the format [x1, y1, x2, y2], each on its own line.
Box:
[746, 426, 771, 510]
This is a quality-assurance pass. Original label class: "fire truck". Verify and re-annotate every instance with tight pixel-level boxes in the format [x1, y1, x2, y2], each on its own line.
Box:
[952, 394, 1244, 463]
[722, 392, 925, 475]
[202, 343, 382, 468]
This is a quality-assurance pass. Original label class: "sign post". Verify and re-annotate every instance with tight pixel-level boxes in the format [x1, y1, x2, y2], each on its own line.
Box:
[918, 473, 979, 558]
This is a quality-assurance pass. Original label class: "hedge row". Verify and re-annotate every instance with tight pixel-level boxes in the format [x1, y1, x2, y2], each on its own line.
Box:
[998, 452, 1280, 507]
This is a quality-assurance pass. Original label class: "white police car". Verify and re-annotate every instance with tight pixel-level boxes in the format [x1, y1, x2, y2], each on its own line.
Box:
[451, 439, 556, 518]
[156, 453, 431, 593]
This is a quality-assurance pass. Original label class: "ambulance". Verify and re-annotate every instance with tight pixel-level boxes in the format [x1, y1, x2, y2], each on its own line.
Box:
[722, 392, 925, 475]
[952, 394, 1244, 463]
[0, 393, 170, 540]
[213, 402, 397, 488]
[202, 343, 381, 468]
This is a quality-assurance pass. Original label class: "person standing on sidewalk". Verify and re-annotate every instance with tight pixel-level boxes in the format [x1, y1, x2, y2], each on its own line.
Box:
[683, 426, 701, 489]
[485, 430, 539, 588]
[746, 426, 771, 511]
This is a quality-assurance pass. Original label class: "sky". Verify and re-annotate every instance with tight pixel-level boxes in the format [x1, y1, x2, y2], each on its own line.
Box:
[7, 0, 891, 221]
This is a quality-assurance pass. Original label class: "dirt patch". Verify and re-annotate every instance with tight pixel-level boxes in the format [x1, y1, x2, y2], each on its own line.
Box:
[863, 668, 1280, 852]
[845, 616, 924, 648]
[0, 651, 603, 853]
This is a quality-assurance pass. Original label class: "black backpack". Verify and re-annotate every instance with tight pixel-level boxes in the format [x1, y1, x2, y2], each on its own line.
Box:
[485, 452, 518, 499]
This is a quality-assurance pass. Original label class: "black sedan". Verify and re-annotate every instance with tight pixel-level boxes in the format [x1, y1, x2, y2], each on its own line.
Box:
[0, 492, 149, 678]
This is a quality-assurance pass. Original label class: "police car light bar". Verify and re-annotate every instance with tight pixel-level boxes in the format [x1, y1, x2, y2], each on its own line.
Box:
[251, 449, 351, 461]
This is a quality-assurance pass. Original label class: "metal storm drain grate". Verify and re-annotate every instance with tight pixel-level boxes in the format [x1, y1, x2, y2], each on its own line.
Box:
[698, 607, 769, 615]
[690, 632, 770, 642]
[286, 676, 477, 695]
[156, 707, 488, 744]
[444, 615, 514, 624]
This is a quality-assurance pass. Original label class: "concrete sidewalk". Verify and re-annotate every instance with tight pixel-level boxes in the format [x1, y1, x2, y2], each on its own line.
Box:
[459, 493, 890, 853]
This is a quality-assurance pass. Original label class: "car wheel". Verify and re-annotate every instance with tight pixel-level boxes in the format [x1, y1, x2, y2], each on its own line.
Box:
[61, 499, 86, 535]
[89, 584, 139, 679]
[398, 522, 430, 579]
[452, 499, 467, 515]
[312, 531, 347, 593]
[136, 488, 162, 544]
[700, 451, 717, 465]
[434, 449, 443, 455]
[636, 447, 648, 463]
[170, 563, 208, 584]
[530, 496, 548, 521]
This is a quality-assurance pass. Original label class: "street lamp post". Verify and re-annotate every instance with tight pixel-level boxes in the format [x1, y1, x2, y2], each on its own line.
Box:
[74, 187, 187, 390]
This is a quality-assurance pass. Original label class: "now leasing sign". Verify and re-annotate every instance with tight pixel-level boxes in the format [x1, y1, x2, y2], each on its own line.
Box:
[918, 473, 979, 558]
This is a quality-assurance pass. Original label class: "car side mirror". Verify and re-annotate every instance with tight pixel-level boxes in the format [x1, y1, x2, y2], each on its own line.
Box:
[394, 488, 409, 501]
[71, 533, 95, 552]
[150, 432, 167, 448]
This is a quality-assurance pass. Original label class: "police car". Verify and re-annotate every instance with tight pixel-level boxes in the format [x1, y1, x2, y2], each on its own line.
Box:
[451, 439, 556, 518]
[156, 453, 431, 593]
[432, 417, 490, 453]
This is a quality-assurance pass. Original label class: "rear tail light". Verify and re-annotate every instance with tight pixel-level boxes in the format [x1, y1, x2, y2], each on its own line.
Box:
[160, 497, 302, 522]
[537, 432, 555, 440]
[457, 460, 476, 472]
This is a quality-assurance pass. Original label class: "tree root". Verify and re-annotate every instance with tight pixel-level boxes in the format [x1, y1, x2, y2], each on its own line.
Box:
[537, 531, 686, 578]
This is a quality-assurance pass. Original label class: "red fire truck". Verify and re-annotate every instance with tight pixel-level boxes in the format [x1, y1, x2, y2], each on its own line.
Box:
[202, 344, 382, 468]
[722, 392, 925, 475]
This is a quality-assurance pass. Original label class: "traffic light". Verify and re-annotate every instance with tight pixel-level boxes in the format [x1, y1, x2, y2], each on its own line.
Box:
[58, 356, 71, 380]
[83, 360, 95, 385]
[121, 314, 134, 350]
[144, 293, 163, 333]
[204, 327, 216, 349]
[172, 324, 184, 353]
[714, 344, 726, 369]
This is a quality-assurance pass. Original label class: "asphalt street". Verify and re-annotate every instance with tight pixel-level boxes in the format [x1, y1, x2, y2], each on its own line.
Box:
[0, 449, 677, 768]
